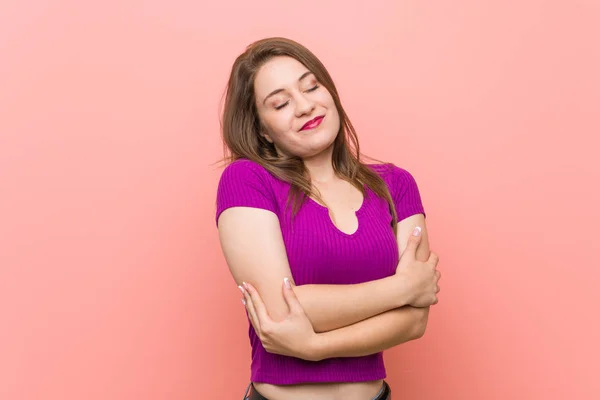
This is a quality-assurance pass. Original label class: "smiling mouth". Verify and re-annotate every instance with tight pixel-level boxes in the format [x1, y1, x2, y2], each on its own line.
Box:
[300, 116, 325, 131]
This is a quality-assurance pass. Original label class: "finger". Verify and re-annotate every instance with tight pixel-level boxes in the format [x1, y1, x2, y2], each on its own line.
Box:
[244, 282, 272, 325]
[428, 251, 439, 266]
[239, 285, 257, 322]
[241, 287, 261, 333]
[246, 299, 259, 330]
[282, 277, 304, 315]
[239, 284, 251, 310]
[402, 226, 422, 260]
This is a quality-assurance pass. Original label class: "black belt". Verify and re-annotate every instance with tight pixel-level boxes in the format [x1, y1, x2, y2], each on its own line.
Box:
[244, 381, 391, 400]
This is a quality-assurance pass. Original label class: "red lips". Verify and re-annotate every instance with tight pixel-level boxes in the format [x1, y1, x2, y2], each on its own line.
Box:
[300, 116, 324, 131]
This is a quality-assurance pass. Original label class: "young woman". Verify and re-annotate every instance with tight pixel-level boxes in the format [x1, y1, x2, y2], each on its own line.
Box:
[216, 37, 441, 400]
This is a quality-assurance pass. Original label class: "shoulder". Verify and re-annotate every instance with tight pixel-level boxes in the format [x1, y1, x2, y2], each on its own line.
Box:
[219, 158, 273, 182]
[367, 162, 418, 189]
[368, 162, 425, 220]
[216, 159, 283, 225]
[217, 158, 283, 192]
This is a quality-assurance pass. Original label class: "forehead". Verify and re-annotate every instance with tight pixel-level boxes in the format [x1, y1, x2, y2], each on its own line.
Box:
[254, 56, 310, 95]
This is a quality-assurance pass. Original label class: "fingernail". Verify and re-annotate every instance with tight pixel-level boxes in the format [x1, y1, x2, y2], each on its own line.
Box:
[284, 277, 291, 289]
[412, 226, 422, 236]
[241, 298, 246, 306]
[242, 282, 249, 290]
[238, 285, 245, 294]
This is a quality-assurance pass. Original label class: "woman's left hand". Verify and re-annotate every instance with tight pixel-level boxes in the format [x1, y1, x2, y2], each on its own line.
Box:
[240, 279, 322, 362]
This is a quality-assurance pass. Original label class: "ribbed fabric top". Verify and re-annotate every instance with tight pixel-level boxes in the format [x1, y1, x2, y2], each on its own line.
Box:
[215, 159, 426, 385]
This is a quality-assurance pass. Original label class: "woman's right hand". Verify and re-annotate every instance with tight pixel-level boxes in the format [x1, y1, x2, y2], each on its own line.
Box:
[394, 228, 441, 308]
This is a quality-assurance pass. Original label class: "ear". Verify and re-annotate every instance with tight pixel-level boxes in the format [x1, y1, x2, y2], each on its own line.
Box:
[260, 132, 274, 144]
[257, 120, 274, 144]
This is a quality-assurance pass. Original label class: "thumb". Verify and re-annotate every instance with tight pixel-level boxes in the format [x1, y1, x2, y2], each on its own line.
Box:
[402, 226, 422, 259]
[282, 278, 304, 315]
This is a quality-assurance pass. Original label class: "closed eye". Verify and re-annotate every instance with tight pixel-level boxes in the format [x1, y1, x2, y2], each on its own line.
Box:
[274, 85, 319, 110]
[275, 101, 289, 110]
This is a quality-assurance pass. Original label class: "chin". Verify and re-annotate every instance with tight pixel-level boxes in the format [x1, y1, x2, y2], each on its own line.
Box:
[306, 139, 336, 159]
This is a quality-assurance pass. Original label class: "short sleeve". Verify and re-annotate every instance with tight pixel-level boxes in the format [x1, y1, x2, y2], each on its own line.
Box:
[389, 165, 426, 222]
[215, 159, 279, 226]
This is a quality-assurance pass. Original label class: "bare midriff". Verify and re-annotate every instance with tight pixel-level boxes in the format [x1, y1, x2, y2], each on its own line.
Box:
[254, 379, 384, 400]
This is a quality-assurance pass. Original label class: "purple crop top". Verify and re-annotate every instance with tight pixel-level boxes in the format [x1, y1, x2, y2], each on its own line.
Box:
[215, 159, 426, 385]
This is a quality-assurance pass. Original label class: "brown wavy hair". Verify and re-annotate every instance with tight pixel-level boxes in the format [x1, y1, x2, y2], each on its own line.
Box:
[220, 37, 398, 234]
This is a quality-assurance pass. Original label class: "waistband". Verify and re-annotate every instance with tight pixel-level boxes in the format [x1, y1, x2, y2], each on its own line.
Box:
[244, 381, 391, 400]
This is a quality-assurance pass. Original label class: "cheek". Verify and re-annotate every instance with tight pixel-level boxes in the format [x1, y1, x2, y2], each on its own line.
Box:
[261, 114, 295, 144]
[270, 111, 296, 133]
[318, 89, 335, 105]
[321, 95, 340, 119]
[326, 104, 341, 127]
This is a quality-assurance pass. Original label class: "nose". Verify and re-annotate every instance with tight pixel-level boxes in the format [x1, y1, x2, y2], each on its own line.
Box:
[294, 93, 315, 117]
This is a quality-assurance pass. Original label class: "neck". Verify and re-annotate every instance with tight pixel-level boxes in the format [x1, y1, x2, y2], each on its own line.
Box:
[302, 146, 336, 183]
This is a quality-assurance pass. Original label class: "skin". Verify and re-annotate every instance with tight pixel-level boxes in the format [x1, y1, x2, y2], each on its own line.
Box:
[217, 56, 441, 400]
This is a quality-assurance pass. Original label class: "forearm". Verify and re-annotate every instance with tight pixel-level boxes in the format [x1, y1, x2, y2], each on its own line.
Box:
[294, 276, 410, 333]
[296, 217, 432, 333]
[309, 218, 434, 359]
[309, 305, 429, 360]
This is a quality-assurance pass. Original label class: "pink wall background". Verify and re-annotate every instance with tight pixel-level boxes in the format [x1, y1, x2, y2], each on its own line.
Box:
[1, 1, 599, 399]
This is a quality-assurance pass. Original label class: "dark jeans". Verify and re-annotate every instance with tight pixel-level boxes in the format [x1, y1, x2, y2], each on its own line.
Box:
[244, 381, 392, 400]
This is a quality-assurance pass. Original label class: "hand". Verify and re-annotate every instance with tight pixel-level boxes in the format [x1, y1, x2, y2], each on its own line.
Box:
[239, 279, 322, 361]
[395, 227, 441, 307]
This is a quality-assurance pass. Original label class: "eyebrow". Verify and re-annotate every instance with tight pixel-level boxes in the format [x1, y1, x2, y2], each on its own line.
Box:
[262, 71, 314, 105]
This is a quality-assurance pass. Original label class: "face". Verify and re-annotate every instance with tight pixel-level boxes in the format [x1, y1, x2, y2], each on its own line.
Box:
[253, 56, 340, 159]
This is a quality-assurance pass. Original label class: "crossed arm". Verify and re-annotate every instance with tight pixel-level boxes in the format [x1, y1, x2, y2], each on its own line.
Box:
[218, 207, 432, 360]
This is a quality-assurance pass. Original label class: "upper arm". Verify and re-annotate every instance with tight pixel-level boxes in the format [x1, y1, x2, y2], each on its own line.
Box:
[389, 165, 430, 262]
[216, 161, 292, 322]
[397, 214, 430, 262]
